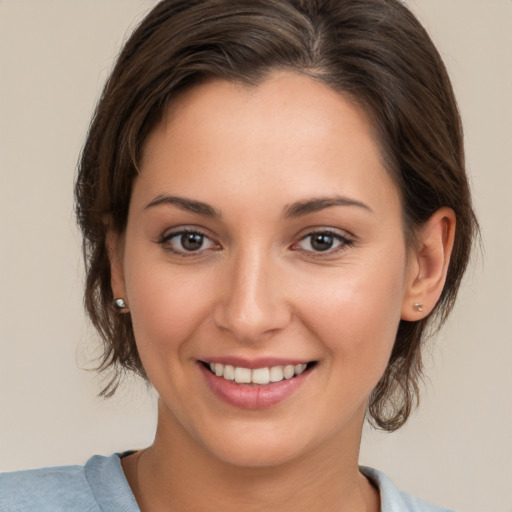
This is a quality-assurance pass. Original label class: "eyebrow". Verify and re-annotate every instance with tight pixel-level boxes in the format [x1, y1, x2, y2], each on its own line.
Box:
[284, 196, 373, 218]
[144, 194, 221, 217]
[144, 194, 372, 218]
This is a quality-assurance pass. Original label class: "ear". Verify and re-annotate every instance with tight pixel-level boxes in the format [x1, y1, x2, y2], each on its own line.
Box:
[401, 207, 456, 320]
[106, 228, 128, 309]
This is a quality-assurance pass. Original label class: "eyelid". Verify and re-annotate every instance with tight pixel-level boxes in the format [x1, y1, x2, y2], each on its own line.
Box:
[160, 225, 206, 242]
[158, 226, 221, 256]
[156, 225, 354, 257]
[291, 228, 355, 254]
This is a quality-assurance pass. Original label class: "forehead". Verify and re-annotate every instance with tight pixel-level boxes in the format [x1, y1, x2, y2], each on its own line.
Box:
[152, 73, 378, 162]
[136, 72, 400, 218]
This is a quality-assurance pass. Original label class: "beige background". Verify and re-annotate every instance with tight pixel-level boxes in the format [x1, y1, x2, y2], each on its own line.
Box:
[0, 1, 511, 511]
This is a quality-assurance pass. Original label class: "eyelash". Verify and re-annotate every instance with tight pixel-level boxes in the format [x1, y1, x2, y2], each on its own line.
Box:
[158, 228, 354, 257]
[291, 229, 354, 256]
[158, 228, 220, 257]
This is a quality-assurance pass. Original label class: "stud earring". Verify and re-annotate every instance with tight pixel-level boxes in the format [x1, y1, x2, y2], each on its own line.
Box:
[114, 298, 128, 310]
[414, 302, 424, 312]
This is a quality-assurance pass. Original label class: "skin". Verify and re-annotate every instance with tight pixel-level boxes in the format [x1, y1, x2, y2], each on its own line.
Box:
[110, 72, 455, 512]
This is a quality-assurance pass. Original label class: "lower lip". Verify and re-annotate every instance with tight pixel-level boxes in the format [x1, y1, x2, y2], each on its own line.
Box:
[199, 364, 311, 409]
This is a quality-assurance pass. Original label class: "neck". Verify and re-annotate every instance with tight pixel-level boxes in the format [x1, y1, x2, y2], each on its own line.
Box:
[123, 401, 379, 512]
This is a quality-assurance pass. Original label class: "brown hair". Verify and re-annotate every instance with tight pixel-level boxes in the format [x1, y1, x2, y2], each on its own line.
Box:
[75, 0, 478, 431]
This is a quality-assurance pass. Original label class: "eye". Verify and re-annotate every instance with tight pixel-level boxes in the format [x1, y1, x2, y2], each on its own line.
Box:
[293, 230, 353, 254]
[160, 229, 219, 255]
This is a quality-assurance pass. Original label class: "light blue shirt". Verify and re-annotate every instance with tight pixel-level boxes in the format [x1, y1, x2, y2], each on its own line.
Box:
[0, 453, 456, 511]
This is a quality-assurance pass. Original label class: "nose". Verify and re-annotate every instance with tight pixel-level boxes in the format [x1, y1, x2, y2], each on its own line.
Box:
[213, 247, 292, 344]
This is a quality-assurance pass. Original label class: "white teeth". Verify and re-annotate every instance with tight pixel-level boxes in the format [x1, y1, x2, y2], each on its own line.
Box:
[234, 367, 252, 384]
[208, 361, 310, 384]
[283, 365, 295, 379]
[251, 368, 270, 385]
[269, 366, 284, 382]
[223, 364, 235, 381]
[295, 363, 307, 375]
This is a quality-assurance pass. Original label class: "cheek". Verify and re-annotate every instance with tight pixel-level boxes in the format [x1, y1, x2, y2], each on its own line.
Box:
[292, 251, 407, 367]
[123, 255, 214, 358]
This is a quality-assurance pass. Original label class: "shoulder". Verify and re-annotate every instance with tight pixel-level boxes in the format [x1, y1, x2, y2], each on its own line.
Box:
[360, 467, 459, 512]
[0, 463, 98, 512]
[0, 453, 138, 512]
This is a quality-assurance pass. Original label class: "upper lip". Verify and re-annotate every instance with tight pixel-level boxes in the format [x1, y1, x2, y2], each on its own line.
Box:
[199, 356, 315, 369]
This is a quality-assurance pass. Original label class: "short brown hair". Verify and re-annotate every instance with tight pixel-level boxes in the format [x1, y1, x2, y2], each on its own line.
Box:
[75, 0, 478, 431]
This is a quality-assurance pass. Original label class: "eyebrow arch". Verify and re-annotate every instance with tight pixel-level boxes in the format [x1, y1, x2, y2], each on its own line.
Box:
[284, 196, 373, 218]
[144, 194, 221, 217]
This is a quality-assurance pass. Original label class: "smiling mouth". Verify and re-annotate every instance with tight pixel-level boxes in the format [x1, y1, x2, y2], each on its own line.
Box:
[201, 361, 317, 385]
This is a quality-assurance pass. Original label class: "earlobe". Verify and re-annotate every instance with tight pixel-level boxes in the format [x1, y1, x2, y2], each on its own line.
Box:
[401, 207, 456, 320]
[106, 228, 128, 309]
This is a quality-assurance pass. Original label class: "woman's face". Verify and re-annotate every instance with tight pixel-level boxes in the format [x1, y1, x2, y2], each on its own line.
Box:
[113, 72, 418, 467]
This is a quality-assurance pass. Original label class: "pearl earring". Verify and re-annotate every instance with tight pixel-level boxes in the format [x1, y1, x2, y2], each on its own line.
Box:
[414, 302, 424, 312]
[114, 298, 127, 310]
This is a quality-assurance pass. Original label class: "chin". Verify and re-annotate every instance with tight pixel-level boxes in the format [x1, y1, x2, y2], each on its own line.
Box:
[191, 412, 352, 471]
[204, 435, 311, 469]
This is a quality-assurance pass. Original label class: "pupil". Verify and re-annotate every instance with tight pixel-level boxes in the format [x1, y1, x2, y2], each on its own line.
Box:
[311, 233, 333, 251]
[181, 233, 203, 251]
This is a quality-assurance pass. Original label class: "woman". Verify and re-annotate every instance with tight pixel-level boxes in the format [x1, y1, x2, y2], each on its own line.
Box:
[0, 0, 477, 510]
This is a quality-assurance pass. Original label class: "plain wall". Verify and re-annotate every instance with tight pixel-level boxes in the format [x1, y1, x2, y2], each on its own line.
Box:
[0, 1, 511, 511]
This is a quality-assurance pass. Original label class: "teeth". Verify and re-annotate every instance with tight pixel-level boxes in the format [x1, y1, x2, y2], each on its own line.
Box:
[214, 363, 224, 377]
[207, 362, 310, 384]
[223, 364, 235, 381]
[269, 366, 284, 382]
[283, 365, 294, 379]
[251, 367, 270, 385]
[234, 367, 252, 384]
[295, 363, 307, 375]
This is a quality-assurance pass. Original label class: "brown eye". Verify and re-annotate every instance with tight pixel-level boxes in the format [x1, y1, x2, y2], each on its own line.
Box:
[181, 232, 204, 251]
[295, 230, 353, 254]
[310, 233, 334, 251]
[161, 229, 218, 255]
